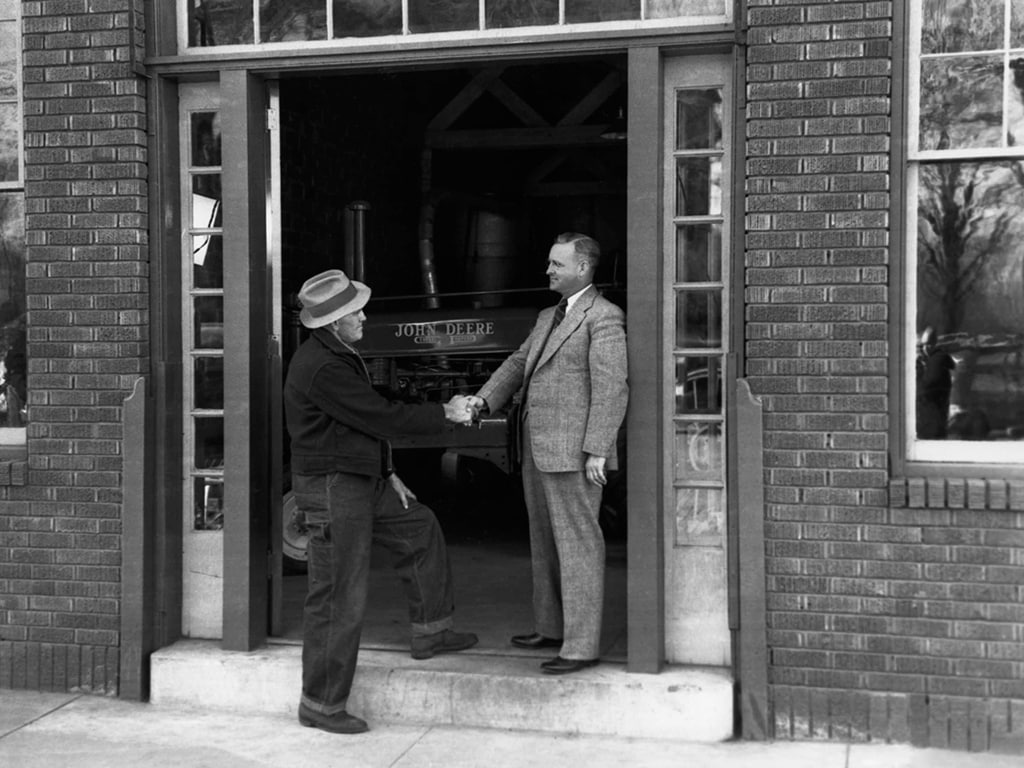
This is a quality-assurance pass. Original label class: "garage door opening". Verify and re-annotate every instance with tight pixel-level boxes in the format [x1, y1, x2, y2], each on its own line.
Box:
[273, 58, 629, 660]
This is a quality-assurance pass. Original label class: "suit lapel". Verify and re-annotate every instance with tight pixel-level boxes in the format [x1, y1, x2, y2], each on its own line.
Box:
[533, 286, 596, 372]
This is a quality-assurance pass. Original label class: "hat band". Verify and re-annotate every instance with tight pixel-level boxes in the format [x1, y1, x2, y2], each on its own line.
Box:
[305, 282, 360, 321]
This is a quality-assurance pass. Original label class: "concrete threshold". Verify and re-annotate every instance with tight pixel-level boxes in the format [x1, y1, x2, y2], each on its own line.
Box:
[150, 639, 734, 742]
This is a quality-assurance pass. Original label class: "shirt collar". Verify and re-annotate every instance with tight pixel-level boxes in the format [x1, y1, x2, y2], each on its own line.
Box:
[563, 283, 591, 312]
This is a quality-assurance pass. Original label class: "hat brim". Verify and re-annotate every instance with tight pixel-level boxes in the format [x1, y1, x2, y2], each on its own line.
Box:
[299, 281, 371, 329]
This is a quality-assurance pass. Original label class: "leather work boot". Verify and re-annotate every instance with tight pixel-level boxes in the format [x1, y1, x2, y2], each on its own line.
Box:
[410, 629, 479, 659]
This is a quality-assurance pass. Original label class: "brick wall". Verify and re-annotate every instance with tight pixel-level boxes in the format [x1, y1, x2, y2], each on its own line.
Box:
[746, 0, 1024, 752]
[0, 0, 147, 694]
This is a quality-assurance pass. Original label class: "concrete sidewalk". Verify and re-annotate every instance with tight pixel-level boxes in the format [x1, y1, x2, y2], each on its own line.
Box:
[1, 690, 1021, 768]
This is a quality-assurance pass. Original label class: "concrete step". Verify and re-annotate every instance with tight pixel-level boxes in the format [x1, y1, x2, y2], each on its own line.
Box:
[150, 639, 734, 741]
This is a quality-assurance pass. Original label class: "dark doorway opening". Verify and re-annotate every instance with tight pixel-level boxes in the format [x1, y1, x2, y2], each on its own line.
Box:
[275, 57, 629, 660]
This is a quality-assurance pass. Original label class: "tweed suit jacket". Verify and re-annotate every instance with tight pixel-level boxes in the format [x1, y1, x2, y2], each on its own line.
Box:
[478, 285, 628, 473]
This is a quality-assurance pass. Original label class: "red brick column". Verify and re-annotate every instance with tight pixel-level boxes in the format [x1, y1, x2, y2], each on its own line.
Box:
[0, 0, 147, 695]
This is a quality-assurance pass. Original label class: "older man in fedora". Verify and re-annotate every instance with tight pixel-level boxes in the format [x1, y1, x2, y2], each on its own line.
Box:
[284, 268, 478, 734]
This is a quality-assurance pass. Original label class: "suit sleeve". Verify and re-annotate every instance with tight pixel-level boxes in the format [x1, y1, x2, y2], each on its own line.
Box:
[583, 306, 628, 458]
[476, 316, 542, 412]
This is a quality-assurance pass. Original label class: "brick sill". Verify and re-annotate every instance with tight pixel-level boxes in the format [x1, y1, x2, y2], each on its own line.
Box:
[890, 476, 1024, 510]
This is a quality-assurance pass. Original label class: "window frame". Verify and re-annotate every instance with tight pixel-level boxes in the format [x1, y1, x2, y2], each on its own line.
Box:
[899, 0, 1024, 472]
[0, 0, 25, 454]
[176, 0, 733, 53]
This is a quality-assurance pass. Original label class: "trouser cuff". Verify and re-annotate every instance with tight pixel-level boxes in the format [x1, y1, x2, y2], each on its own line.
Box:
[411, 615, 454, 637]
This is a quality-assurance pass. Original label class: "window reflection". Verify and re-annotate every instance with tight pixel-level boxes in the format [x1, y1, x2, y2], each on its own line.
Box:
[333, 0, 401, 38]
[676, 223, 722, 283]
[0, 102, 17, 183]
[675, 355, 721, 415]
[194, 357, 224, 410]
[189, 0, 254, 46]
[566, 0, 638, 23]
[675, 157, 722, 216]
[194, 295, 224, 350]
[0, 191, 25, 429]
[916, 160, 1024, 441]
[675, 289, 721, 349]
[487, 0, 557, 28]
[410, 0, 477, 33]
[261, 0, 327, 42]
[674, 422, 722, 483]
[0, 19, 16, 99]
[193, 476, 224, 530]
[676, 89, 723, 150]
[918, 55, 1002, 151]
[192, 175, 222, 229]
[190, 112, 221, 168]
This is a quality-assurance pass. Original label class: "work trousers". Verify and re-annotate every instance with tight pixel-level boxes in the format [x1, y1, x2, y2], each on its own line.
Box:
[293, 471, 455, 716]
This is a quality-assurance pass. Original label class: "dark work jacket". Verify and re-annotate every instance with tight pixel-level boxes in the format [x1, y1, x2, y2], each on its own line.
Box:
[284, 327, 445, 477]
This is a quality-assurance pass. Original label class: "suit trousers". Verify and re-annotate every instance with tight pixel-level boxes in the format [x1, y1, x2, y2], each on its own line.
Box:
[293, 471, 455, 716]
[521, 416, 605, 660]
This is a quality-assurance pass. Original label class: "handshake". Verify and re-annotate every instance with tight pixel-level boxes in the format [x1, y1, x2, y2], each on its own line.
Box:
[442, 395, 486, 426]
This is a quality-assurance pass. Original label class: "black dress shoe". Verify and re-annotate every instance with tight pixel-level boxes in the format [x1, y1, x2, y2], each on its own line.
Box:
[298, 703, 369, 734]
[540, 656, 599, 675]
[511, 632, 563, 649]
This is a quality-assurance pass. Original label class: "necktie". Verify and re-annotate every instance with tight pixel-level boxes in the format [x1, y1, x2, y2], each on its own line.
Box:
[551, 297, 568, 329]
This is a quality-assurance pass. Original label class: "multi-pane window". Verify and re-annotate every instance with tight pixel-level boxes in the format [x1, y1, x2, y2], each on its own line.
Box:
[184, 104, 226, 529]
[907, 1, 1024, 462]
[670, 86, 726, 545]
[0, 0, 26, 439]
[183, 0, 729, 47]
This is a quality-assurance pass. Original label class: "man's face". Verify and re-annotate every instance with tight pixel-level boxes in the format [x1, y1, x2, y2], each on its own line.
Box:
[333, 309, 366, 343]
[546, 242, 589, 297]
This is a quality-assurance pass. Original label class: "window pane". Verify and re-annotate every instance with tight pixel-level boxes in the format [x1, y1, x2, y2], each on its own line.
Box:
[190, 112, 221, 168]
[675, 355, 722, 415]
[676, 89, 723, 150]
[921, 0, 1003, 54]
[193, 234, 224, 289]
[649, 0, 727, 18]
[675, 289, 721, 349]
[0, 20, 16, 99]
[565, 0, 638, 23]
[0, 191, 26, 429]
[486, 0, 557, 28]
[675, 157, 722, 216]
[410, 0, 477, 33]
[194, 357, 224, 410]
[194, 418, 224, 471]
[333, 0, 401, 37]
[674, 486, 724, 546]
[191, 175, 222, 229]
[676, 223, 722, 282]
[193, 476, 224, 530]
[260, 0, 327, 42]
[674, 422, 723, 483]
[0, 102, 18, 183]
[194, 296, 224, 349]
[916, 160, 1024, 441]
[919, 55, 1002, 151]
[189, 0, 254, 46]
[1014, 0, 1024, 47]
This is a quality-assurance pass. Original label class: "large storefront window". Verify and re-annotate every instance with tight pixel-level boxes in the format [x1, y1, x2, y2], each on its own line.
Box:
[184, 0, 730, 47]
[906, 1, 1024, 462]
[0, 1, 26, 440]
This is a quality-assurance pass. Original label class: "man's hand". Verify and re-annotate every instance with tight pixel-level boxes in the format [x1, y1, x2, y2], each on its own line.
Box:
[585, 454, 607, 487]
[465, 395, 487, 418]
[388, 473, 417, 509]
[443, 395, 474, 425]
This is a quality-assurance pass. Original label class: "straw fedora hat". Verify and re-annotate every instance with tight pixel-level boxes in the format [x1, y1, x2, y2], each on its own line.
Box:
[298, 269, 371, 329]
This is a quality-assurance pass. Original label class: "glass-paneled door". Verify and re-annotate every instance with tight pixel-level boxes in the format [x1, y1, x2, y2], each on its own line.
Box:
[662, 55, 731, 666]
[179, 83, 226, 638]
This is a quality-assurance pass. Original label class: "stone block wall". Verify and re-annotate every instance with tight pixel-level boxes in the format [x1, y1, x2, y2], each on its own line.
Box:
[0, 0, 147, 695]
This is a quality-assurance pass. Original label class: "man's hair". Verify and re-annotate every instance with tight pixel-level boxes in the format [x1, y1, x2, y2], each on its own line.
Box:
[554, 232, 601, 268]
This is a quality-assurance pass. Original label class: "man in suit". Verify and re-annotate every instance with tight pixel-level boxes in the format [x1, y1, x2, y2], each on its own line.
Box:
[467, 232, 628, 675]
